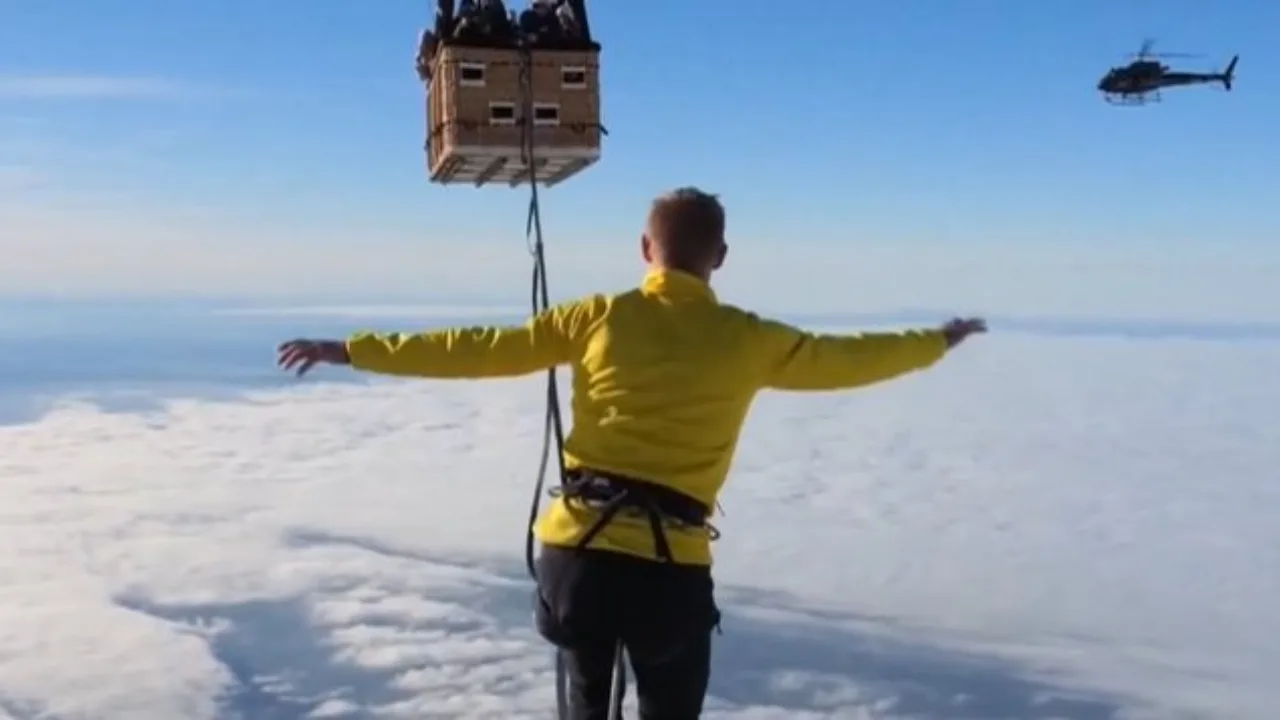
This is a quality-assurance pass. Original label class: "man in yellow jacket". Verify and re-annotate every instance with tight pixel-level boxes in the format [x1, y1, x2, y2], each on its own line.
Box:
[278, 187, 986, 720]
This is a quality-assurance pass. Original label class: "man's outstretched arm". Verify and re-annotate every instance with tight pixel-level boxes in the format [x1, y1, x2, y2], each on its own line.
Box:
[278, 296, 605, 379]
[752, 316, 985, 391]
[345, 316, 566, 379]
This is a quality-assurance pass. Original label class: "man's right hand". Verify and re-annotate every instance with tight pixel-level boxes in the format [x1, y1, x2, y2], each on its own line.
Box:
[277, 339, 351, 377]
[941, 318, 987, 349]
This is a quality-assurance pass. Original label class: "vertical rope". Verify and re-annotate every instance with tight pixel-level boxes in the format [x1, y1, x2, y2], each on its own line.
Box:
[516, 43, 627, 720]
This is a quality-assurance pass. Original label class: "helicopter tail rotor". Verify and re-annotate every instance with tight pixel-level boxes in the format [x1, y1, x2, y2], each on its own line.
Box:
[1221, 55, 1239, 91]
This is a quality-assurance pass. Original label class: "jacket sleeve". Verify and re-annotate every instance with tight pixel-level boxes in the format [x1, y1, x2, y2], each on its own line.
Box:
[752, 316, 948, 391]
[344, 296, 604, 379]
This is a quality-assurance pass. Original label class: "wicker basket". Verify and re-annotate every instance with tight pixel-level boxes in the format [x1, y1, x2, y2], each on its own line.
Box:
[426, 43, 602, 187]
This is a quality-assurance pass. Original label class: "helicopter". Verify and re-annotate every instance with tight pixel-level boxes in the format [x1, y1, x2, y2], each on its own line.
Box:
[1097, 39, 1238, 105]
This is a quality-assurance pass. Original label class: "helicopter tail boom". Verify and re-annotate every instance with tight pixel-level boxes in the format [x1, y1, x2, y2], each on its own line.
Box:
[1221, 55, 1239, 91]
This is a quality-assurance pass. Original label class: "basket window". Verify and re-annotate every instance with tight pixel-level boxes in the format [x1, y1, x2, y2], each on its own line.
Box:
[561, 66, 587, 89]
[533, 103, 560, 126]
[459, 62, 486, 87]
[489, 102, 516, 125]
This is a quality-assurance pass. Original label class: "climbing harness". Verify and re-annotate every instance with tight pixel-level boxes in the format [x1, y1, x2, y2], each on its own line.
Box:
[552, 470, 717, 563]
[513, 43, 628, 720]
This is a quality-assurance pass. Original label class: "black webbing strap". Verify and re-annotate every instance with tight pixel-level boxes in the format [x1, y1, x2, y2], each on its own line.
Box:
[552, 470, 717, 562]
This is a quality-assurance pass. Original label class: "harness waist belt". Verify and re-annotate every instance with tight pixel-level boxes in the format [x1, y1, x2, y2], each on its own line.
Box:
[562, 469, 709, 526]
[555, 468, 712, 562]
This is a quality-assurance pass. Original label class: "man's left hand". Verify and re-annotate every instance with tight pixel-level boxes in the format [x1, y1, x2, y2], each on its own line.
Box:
[277, 339, 350, 377]
[941, 318, 987, 349]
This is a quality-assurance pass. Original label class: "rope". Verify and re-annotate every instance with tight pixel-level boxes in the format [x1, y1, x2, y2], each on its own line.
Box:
[515, 43, 627, 720]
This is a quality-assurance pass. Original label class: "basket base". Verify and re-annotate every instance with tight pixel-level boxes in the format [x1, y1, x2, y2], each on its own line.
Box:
[428, 144, 600, 187]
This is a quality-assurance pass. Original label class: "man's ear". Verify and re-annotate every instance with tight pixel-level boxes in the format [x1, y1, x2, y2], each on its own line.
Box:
[713, 242, 727, 269]
[641, 233, 654, 263]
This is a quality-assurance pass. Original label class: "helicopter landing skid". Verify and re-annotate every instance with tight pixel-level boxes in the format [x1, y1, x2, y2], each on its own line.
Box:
[1104, 90, 1161, 106]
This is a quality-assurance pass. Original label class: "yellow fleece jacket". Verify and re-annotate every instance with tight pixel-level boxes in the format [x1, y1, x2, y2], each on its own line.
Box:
[345, 269, 947, 565]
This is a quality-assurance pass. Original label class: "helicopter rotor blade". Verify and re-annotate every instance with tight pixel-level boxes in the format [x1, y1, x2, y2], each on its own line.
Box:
[1124, 51, 1201, 60]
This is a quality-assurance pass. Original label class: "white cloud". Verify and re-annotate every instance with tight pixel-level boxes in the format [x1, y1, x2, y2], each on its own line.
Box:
[1, 324, 1278, 718]
[0, 75, 187, 100]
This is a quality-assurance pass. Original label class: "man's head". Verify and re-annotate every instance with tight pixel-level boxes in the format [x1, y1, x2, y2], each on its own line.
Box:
[641, 187, 727, 281]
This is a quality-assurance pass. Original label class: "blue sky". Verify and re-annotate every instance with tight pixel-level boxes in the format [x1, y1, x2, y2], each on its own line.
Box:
[2, 0, 1277, 319]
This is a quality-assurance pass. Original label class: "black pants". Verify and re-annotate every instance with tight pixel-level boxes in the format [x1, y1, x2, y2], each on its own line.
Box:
[534, 545, 720, 719]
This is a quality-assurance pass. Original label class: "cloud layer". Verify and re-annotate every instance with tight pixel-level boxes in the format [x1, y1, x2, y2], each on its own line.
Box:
[1, 324, 1278, 718]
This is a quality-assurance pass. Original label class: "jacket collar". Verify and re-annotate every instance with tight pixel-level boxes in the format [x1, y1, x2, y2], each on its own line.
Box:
[641, 268, 717, 302]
